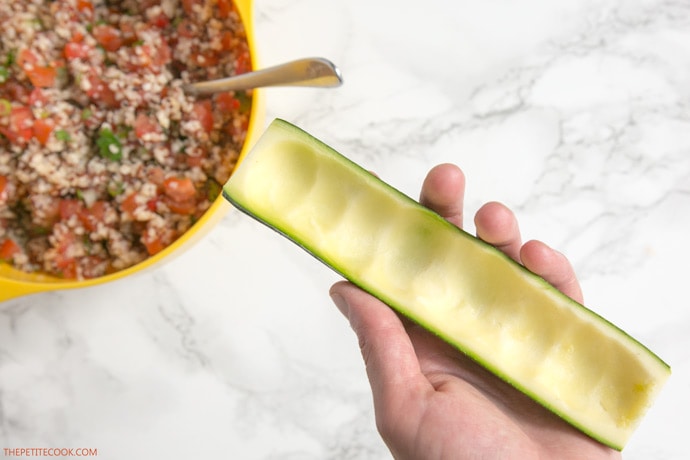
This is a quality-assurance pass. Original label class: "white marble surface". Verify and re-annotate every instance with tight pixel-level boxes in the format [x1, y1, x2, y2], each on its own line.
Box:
[1, 0, 689, 458]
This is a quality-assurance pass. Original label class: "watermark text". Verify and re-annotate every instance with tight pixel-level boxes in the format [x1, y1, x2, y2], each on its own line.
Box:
[3, 448, 98, 458]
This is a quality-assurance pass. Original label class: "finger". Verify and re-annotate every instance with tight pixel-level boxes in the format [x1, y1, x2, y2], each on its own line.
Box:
[520, 239, 584, 303]
[419, 164, 466, 227]
[329, 281, 431, 406]
[474, 201, 522, 262]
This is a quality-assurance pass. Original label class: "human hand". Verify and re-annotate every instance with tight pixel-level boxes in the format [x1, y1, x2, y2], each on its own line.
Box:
[329, 164, 622, 460]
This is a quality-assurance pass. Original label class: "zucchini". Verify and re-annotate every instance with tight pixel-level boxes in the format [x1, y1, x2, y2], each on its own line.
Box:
[222, 118, 670, 450]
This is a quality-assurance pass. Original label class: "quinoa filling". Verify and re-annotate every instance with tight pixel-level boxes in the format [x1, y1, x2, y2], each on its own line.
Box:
[0, 0, 251, 279]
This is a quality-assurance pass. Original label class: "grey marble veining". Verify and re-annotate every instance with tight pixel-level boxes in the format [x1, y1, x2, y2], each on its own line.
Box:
[1, 0, 689, 458]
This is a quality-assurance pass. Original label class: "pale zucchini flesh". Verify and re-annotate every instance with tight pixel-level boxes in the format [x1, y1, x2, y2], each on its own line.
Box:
[223, 118, 670, 450]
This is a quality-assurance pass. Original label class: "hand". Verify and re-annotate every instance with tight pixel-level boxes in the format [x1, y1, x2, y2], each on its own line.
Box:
[329, 164, 621, 460]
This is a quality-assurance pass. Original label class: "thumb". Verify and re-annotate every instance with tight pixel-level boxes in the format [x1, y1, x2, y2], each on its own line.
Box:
[329, 281, 427, 405]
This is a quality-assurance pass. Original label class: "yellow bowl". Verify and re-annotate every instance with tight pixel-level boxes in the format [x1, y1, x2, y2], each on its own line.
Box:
[0, 0, 264, 302]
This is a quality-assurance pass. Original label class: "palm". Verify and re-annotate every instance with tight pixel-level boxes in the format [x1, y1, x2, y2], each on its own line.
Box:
[400, 323, 620, 459]
[330, 164, 622, 460]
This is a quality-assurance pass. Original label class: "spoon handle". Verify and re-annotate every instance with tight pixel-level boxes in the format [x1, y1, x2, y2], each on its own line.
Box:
[183, 57, 343, 96]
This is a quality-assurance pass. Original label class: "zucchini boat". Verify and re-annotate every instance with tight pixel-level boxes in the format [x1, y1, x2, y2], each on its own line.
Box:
[223, 118, 670, 450]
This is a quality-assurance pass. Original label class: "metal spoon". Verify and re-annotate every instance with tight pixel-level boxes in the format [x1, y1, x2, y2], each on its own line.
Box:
[183, 57, 343, 96]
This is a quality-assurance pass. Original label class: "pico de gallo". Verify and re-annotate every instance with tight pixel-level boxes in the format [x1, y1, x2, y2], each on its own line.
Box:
[0, 0, 251, 279]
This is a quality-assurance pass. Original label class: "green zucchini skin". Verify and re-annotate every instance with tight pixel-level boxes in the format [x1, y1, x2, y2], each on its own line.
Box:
[223, 118, 670, 450]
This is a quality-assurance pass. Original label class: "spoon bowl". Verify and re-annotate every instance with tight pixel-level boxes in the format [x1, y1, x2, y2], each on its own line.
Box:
[184, 57, 343, 96]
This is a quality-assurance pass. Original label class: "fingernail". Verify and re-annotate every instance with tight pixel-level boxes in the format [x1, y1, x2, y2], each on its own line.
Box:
[330, 292, 350, 318]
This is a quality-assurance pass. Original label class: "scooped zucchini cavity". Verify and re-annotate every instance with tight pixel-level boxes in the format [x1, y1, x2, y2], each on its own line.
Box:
[222, 118, 670, 450]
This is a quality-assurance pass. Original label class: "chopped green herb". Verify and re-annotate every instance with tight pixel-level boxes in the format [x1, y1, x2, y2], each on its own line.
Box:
[0, 66, 8, 84]
[206, 179, 222, 201]
[85, 20, 106, 33]
[56, 66, 68, 85]
[76, 189, 85, 201]
[0, 98, 11, 116]
[96, 127, 123, 161]
[81, 108, 92, 120]
[30, 226, 50, 237]
[107, 181, 125, 197]
[236, 91, 252, 113]
[5, 49, 16, 67]
[26, 17, 43, 30]
[55, 129, 71, 142]
[117, 125, 133, 138]
[83, 234, 94, 252]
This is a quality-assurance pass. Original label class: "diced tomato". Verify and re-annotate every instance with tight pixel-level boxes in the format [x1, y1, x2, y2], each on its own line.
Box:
[35, 196, 61, 227]
[58, 258, 78, 279]
[162, 176, 197, 215]
[0, 175, 7, 200]
[0, 106, 34, 145]
[184, 154, 203, 168]
[234, 50, 251, 75]
[92, 25, 123, 52]
[165, 199, 197, 215]
[33, 117, 54, 145]
[79, 211, 99, 232]
[142, 236, 164, 255]
[119, 22, 138, 46]
[52, 230, 77, 278]
[29, 88, 48, 107]
[162, 177, 196, 202]
[64, 41, 91, 60]
[147, 167, 165, 187]
[154, 41, 172, 68]
[85, 73, 118, 108]
[191, 100, 213, 133]
[182, 0, 203, 16]
[191, 49, 219, 68]
[149, 12, 170, 28]
[176, 19, 196, 38]
[76, 0, 94, 19]
[134, 113, 161, 140]
[0, 238, 21, 261]
[220, 31, 235, 51]
[17, 49, 39, 70]
[0, 81, 31, 104]
[15, 50, 54, 88]
[59, 199, 84, 220]
[126, 43, 171, 71]
[217, 0, 233, 18]
[141, 230, 166, 255]
[215, 92, 240, 113]
[26, 66, 57, 88]
[146, 197, 158, 212]
[79, 200, 107, 232]
[76, 0, 93, 11]
[120, 192, 139, 214]
[88, 200, 107, 221]
[13, 106, 34, 140]
[224, 116, 249, 139]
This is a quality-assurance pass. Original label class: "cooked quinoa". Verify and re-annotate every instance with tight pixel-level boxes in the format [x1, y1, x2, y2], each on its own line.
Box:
[0, 0, 251, 279]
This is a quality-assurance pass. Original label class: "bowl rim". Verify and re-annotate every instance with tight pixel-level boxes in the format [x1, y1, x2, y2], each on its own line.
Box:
[0, 0, 263, 302]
